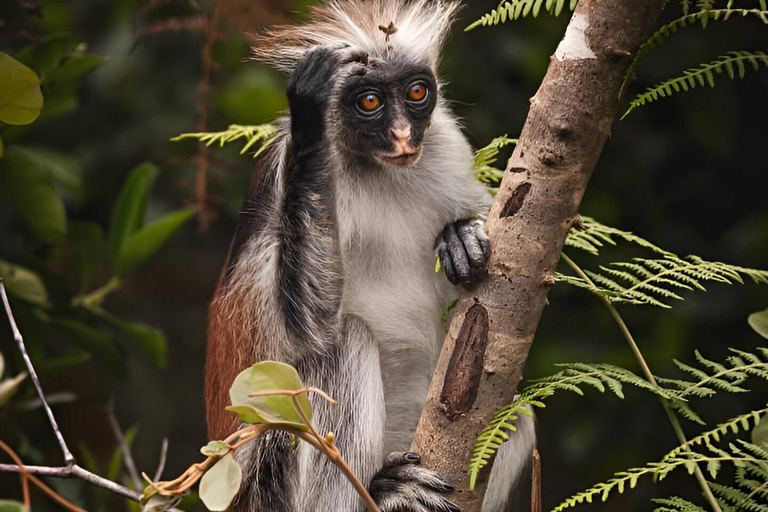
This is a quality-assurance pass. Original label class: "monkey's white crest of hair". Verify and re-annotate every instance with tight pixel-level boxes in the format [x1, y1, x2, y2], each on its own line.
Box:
[249, 0, 462, 73]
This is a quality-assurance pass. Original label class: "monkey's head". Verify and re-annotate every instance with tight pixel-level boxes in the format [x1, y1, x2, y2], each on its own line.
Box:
[248, 0, 461, 167]
[329, 57, 438, 167]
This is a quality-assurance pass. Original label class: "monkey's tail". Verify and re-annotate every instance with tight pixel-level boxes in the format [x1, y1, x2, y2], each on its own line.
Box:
[480, 405, 537, 512]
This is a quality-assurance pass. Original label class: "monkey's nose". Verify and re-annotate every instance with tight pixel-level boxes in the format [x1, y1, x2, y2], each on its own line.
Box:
[390, 126, 412, 142]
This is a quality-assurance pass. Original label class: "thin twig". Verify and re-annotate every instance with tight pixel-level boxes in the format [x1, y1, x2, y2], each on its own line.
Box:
[0, 462, 184, 512]
[105, 396, 143, 490]
[0, 279, 75, 466]
[561, 253, 724, 512]
[154, 438, 169, 482]
[0, 439, 30, 508]
[192, 0, 222, 232]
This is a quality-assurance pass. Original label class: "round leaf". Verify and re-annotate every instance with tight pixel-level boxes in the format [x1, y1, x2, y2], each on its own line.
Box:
[748, 309, 768, 340]
[0, 52, 43, 125]
[228, 362, 312, 427]
[201, 441, 230, 458]
[199, 454, 242, 512]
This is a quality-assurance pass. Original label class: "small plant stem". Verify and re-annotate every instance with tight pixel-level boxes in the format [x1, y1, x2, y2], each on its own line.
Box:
[561, 253, 723, 512]
[71, 276, 122, 310]
[0, 439, 31, 508]
[153, 438, 169, 482]
[290, 394, 380, 512]
[106, 396, 142, 490]
[1, 280, 75, 466]
[0, 439, 87, 512]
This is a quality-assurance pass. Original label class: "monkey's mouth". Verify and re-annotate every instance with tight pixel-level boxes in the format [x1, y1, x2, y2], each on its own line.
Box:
[376, 147, 422, 167]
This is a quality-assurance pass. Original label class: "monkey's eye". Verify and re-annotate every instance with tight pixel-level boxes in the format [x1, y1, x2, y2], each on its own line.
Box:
[356, 92, 383, 114]
[406, 81, 429, 103]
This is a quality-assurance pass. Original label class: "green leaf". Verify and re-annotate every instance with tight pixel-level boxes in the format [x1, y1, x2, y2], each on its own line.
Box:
[0, 147, 68, 245]
[199, 454, 242, 512]
[227, 362, 312, 427]
[748, 309, 768, 339]
[108, 163, 160, 266]
[752, 414, 768, 449]
[201, 441, 230, 457]
[114, 209, 194, 278]
[0, 52, 43, 125]
[15, 36, 78, 77]
[40, 53, 105, 118]
[0, 500, 30, 512]
[0, 260, 49, 307]
[141, 494, 183, 512]
[0, 138, 4, 158]
[0, 372, 27, 407]
[50, 317, 125, 378]
[69, 221, 106, 293]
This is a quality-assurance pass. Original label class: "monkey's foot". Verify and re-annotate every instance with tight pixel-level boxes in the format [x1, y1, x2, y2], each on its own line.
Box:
[435, 219, 489, 288]
[369, 452, 459, 512]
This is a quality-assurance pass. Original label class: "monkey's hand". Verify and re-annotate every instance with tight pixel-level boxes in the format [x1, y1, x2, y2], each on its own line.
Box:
[435, 219, 490, 288]
[287, 45, 368, 146]
[368, 452, 459, 512]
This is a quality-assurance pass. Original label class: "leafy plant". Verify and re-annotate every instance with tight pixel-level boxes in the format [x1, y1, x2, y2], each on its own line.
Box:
[623, 51, 768, 118]
[171, 124, 278, 159]
[142, 361, 380, 512]
[473, 135, 517, 192]
[466, 0, 578, 31]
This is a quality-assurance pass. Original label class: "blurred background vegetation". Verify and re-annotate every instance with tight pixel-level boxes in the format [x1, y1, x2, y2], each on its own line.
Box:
[0, 0, 766, 510]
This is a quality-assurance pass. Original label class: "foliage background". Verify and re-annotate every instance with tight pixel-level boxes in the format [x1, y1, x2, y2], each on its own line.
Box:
[0, 0, 766, 510]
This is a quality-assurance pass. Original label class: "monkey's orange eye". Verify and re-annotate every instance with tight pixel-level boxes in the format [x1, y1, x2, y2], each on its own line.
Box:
[357, 93, 382, 114]
[406, 82, 429, 103]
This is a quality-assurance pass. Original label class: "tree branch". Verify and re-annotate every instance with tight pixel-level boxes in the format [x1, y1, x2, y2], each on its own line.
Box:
[411, 2, 668, 510]
[1, 279, 75, 466]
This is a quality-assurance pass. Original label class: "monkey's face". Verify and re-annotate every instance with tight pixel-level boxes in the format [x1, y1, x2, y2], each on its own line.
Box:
[333, 59, 438, 168]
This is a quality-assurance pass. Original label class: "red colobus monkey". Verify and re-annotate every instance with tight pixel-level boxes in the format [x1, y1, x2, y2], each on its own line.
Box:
[206, 1, 534, 510]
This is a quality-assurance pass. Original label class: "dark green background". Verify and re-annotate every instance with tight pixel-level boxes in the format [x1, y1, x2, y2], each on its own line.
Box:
[0, 1, 766, 510]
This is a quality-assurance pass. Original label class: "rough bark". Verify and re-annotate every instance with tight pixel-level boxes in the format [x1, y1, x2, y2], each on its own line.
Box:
[410, 1, 667, 510]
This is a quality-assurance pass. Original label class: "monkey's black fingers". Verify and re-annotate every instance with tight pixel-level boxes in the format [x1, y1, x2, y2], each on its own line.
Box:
[456, 219, 488, 272]
[443, 223, 473, 285]
[435, 237, 459, 285]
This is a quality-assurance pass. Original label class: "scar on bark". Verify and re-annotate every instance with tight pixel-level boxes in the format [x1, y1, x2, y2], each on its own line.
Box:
[500, 182, 532, 218]
[440, 303, 489, 419]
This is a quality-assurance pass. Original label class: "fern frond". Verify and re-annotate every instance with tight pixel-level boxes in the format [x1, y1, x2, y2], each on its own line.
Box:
[466, 0, 577, 31]
[564, 216, 672, 256]
[554, 445, 768, 511]
[468, 363, 672, 488]
[171, 123, 278, 158]
[473, 135, 517, 191]
[661, 348, 768, 403]
[622, 51, 768, 118]
[620, 9, 768, 97]
[663, 406, 768, 461]
[653, 496, 706, 512]
[558, 252, 768, 308]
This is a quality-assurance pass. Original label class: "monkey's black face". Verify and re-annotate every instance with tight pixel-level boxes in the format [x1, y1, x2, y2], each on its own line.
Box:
[335, 60, 438, 168]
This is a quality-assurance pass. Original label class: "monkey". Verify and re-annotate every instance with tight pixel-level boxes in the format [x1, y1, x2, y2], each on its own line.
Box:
[205, 1, 535, 511]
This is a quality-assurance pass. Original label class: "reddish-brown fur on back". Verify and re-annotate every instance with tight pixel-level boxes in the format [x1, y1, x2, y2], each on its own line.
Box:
[205, 271, 258, 440]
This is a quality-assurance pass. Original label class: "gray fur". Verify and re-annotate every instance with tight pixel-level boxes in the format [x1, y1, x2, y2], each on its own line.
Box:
[219, 1, 536, 510]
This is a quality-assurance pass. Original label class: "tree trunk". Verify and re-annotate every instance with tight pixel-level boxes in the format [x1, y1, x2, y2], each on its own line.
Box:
[410, 1, 667, 510]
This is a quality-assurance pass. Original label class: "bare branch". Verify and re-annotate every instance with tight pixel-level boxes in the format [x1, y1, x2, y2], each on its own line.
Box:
[0, 279, 75, 466]
[105, 396, 142, 490]
[0, 462, 183, 512]
[154, 438, 169, 482]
